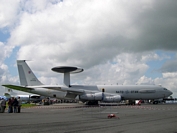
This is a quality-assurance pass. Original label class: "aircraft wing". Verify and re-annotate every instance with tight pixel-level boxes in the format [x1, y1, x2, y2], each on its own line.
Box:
[2, 84, 34, 93]
[31, 85, 84, 95]
[30, 85, 84, 99]
[3, 84, 85, 100]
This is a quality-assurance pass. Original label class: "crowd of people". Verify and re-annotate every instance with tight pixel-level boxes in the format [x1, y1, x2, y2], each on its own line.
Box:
[0, 97, 22, 113]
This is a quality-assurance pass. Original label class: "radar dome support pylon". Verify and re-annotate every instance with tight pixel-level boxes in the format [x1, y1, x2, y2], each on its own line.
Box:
[51, 66, 84, 87]
[64, 72, 70, 87]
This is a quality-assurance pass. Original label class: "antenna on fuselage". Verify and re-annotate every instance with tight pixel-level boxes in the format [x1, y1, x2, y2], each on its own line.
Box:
[51, 66, 84, 87]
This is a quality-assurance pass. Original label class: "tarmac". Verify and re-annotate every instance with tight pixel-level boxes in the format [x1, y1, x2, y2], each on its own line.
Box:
[0, 103, 177, 133]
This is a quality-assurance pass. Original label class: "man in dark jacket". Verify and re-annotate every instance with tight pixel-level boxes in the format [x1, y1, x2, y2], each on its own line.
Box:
[12, 98, 18, 113]
[8, 98, 13, 113]
[17, 97, 22, 113]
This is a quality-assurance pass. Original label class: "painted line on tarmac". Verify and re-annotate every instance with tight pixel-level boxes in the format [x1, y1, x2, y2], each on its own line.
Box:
[25, 105, 177, 111]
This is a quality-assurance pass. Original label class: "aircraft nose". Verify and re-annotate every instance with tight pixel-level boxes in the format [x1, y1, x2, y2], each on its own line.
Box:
[169, 90, 173, 95]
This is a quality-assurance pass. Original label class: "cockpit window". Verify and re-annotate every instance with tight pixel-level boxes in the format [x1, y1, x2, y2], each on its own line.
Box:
[163, 88, 167, 90]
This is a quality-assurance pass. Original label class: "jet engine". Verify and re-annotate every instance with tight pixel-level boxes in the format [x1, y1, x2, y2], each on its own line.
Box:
[103, 95, 121, 102]
[79, 92, 121, 102]
[79, 92, 103, 101]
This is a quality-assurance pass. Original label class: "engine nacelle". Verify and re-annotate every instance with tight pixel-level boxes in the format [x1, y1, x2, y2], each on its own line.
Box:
[79, 92, 103, 101]
[79, 92, 121, 102]
[103, 95, 121, 102]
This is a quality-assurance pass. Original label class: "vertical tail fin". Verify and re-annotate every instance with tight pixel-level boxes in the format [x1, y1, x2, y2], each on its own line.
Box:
[17, 60, 43, 86]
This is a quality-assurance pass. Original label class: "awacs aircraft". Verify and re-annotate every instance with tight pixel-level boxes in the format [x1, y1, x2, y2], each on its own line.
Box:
[2, 60, 172, 105]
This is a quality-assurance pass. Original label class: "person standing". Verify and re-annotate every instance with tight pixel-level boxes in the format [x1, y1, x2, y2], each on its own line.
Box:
[12, 98, 18, 113]
[17, 97, 22, 113]
[8, 98, 13, 113]
[0, 98, 6, 113]
[0, 98, 2, 113]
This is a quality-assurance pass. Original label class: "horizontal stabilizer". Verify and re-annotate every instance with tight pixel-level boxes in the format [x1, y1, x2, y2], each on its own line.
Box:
[3, 93, 11, 98]
[2, 84, 34, 93]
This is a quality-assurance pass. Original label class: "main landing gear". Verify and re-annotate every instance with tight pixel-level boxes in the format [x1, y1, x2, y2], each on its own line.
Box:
[85, 101, 98, 105]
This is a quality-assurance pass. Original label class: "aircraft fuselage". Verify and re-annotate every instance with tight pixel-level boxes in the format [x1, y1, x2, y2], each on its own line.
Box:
[28, 85, 172, 101]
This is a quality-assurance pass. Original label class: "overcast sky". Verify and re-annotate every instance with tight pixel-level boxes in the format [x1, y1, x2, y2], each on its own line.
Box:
[0, 0, 177, 97]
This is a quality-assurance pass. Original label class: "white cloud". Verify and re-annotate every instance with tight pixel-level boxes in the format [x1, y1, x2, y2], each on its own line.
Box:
[162, 72, 177, 78]
[0, 42, 13, 83]
[141, 53, 159, 62]
[136, 76, 154, 85]
[0, 0, 20, 28]
[62, 53, 149, 85]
